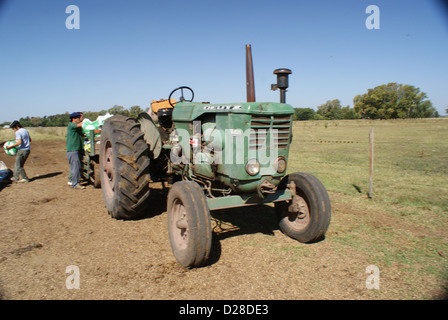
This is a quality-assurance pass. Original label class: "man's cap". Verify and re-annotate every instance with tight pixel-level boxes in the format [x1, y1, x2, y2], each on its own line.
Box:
[9, 120, 19, 128]
[70, 112, 81, 119]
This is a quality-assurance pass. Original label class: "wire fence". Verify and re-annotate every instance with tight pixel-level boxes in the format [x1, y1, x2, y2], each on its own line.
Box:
[287, 123, 448, 196]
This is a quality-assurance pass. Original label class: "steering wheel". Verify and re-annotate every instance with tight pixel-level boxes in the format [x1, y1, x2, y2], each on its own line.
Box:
[168, 86, 194, 107]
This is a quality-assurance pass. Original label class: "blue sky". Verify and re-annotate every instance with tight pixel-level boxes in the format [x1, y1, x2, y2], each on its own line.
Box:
[0, 0, 447, 123]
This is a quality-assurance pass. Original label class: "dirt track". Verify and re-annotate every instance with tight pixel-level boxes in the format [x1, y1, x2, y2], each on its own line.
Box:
[0, 140, 443, 300]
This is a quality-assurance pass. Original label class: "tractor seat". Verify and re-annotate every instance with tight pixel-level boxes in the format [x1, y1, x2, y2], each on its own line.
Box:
[151, 99, 176, 114]
[150, 99, 175, 128]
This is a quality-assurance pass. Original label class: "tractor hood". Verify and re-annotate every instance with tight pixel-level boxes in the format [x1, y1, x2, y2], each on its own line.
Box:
[172, 102, 294, 121]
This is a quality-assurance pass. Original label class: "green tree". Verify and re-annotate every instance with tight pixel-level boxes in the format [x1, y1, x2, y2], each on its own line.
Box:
[316, 99, 343, 120]
[293, 108, 315, 121]
[341, 105, 359, 119]
[108, 105, 129, 116]
[354, 83, 437, 119]
[18, 116, 31, 127]
[128, 105, 145, 118]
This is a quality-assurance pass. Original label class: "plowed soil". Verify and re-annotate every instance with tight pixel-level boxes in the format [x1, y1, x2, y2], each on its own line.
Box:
[0, 140, 444, 300]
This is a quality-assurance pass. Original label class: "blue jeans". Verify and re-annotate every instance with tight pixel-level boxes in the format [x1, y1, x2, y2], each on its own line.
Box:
[67, 151, 82, 187]
[14, 149, 30, 180]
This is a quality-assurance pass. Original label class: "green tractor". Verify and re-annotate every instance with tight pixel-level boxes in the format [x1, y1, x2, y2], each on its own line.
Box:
[99, 45, 331, 267]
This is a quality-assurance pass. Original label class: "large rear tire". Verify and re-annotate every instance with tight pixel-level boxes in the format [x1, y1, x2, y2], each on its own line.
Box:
[99, 115, 151, 219]
[167, 181, 212, 267]
[92, 159, 101, 188]
[275, 172, 331, 243]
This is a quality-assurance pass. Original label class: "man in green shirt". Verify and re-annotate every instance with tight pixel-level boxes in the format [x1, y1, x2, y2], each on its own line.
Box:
[67, 112, 85, 189]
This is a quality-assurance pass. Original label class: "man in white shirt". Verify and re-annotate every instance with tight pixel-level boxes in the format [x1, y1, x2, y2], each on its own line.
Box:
[6, 120, 32, 182]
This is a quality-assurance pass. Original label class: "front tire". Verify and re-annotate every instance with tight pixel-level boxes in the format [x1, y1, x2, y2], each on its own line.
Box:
[99, 115, 151, 219]
[167, 181, 212, 267]
[275, 172, 331, 243]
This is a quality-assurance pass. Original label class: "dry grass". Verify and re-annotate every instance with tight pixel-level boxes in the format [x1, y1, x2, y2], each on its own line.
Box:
[287, 118, 448, 299]
[0, 127, 66, 143]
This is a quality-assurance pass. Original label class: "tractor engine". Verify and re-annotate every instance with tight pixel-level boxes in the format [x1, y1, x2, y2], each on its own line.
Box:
[168, 102, 294, 196]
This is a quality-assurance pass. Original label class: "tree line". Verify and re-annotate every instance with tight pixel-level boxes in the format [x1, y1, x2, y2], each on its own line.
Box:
[1, 105, 145, 128]
[1, 83, 442, 126]
[293, 82, 440, 121]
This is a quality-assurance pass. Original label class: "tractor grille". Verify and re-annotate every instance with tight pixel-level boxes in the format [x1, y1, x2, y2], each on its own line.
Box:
[249, 114, 292, 150]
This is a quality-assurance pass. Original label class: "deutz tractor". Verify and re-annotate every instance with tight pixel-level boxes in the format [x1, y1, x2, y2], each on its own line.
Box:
[99, 45, 331, 267]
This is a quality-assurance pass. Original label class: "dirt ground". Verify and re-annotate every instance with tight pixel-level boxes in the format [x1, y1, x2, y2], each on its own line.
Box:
[0, 140, 444, 300]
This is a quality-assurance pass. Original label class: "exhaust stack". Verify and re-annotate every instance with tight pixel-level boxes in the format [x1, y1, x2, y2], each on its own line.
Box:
[246, 44, 256, 102]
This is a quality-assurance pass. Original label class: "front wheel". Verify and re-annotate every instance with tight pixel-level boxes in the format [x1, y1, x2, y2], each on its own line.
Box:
[167, 181, 212, 267]
[275, 172, 331, 243]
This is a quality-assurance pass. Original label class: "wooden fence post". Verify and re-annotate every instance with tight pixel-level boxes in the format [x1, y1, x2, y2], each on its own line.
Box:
[368, 127, 374, 198]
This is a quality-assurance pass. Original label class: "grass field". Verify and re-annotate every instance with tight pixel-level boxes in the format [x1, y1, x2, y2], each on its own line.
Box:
[0, 127, 66, 142]
[288, 118, 448, 298]
[290, 118, 447, 210]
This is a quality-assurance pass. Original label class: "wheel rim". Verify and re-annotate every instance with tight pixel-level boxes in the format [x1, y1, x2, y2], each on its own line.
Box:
[286, 195, 310, 231]
[102, 140, 115, 198]
[170, 198, 189, 250]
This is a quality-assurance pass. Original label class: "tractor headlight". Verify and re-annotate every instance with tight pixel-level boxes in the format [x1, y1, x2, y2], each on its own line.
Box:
[274, 157, 287, 173]
[245, 159, 260, 176]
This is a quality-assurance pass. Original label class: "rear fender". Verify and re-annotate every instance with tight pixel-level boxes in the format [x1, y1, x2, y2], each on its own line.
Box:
[137, 112, 162, 159]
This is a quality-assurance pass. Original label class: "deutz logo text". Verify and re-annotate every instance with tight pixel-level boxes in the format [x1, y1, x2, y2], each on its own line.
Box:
[204, 105, 242, 110]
